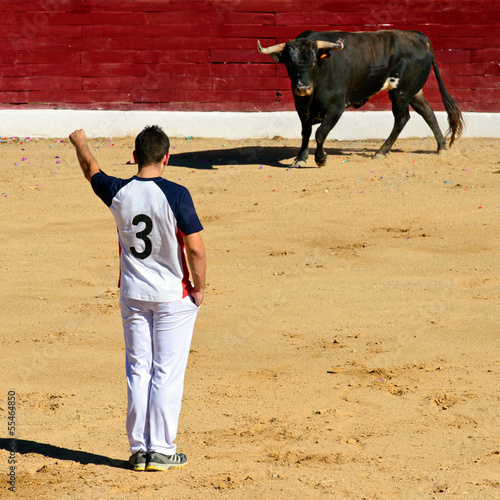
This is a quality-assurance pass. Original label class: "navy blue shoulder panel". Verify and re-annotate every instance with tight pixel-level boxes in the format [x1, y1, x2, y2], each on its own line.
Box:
[153, 178, 203, 235]
[91, 171, 133, 207]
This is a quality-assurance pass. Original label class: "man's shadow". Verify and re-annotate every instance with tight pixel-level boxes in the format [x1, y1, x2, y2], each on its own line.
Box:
[168, 144, 381, 169]
[0, 438, 127, 469]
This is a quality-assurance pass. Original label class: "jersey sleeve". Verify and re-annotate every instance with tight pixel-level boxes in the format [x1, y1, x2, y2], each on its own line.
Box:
[91, 171, 129, 207]
[175, 188, 204, 236]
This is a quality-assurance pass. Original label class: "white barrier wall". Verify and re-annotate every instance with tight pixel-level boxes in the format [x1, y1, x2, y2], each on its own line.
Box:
[0, 110, 498, 140]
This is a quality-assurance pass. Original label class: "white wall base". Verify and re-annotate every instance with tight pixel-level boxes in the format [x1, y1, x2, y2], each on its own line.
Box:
[0, 109, 498, 140]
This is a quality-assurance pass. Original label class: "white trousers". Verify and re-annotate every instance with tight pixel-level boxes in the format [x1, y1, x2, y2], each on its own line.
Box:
[120, 294, 199, 455]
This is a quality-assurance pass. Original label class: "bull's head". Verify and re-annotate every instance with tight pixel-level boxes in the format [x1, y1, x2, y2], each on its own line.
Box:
[258, 38, 344, 96]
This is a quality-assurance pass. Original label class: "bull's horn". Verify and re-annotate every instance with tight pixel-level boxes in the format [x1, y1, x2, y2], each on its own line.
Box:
[316, 39, 344, 50]
[257, 40, 287, 55]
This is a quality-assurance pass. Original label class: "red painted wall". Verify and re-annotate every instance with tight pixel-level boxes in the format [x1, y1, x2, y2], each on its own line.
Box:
[1, 0, 499, 112]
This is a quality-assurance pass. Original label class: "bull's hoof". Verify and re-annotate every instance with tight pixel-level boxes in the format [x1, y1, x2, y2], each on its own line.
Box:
[315, 156, 327, 167]
[292, 158, 307, 168]
[373, 153, 386, 160]
[438, 148, 448, 156]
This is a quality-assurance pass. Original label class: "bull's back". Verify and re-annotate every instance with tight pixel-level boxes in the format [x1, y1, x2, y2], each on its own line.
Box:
[303, 29, 431, 60]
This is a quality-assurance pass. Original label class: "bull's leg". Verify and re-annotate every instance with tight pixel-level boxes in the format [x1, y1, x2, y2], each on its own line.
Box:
[374, 93, 410, 159]
[410, 91, 447, 155]
[314, 108, 344, 166]
[292, 120, 312, 167]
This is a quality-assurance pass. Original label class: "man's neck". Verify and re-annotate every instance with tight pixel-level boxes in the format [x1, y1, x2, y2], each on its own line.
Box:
[136, 165, 163, 178]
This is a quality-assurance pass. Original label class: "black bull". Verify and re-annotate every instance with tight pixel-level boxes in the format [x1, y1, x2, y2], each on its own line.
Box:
[258, 30, 464, 166]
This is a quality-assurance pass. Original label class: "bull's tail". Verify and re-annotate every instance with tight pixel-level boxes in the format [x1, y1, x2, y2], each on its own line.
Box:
[429, 42, 465, 146]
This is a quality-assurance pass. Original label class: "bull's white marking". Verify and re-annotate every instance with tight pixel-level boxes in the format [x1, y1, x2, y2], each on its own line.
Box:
[369, 77, 400, 100]
[380, 77, 400, 92]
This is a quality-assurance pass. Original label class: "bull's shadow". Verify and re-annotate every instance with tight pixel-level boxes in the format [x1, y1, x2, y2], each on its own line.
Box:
[0, 438, 127, 469]
[169, 144, 380, 169]
[169, 145, 297, 169]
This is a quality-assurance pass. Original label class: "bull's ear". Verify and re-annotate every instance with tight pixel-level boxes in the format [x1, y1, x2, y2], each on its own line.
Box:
[318, 50, 331, 62]
[317, 39, 343, 63]
[257, 40, 287, 63]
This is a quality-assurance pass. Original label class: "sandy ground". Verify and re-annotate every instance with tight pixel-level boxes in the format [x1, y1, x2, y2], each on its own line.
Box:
[0, 132, 499, 500]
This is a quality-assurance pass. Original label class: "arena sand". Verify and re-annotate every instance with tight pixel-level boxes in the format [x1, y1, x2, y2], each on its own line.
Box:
[0, 134, 499, 499]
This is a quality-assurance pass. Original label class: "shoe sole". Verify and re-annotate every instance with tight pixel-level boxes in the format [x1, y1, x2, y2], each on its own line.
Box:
[132, 465, 146, 471]
[146, 462, 188, 471]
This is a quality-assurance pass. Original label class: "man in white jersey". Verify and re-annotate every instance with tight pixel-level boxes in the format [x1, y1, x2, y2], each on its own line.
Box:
[70, 126, 206, 471]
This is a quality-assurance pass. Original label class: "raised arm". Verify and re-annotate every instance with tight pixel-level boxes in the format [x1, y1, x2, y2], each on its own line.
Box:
[69, 129, 100, 182]
[183, 231, 206, 307]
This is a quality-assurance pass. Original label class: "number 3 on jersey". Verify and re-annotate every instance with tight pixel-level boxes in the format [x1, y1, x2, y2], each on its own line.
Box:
[131, 214, 153, 260]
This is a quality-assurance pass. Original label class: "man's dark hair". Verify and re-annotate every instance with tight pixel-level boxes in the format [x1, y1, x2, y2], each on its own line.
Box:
[135, 125, 170, 168]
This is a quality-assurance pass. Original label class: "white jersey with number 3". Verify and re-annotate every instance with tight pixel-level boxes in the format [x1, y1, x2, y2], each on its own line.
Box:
[91, 171, 203, 302]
